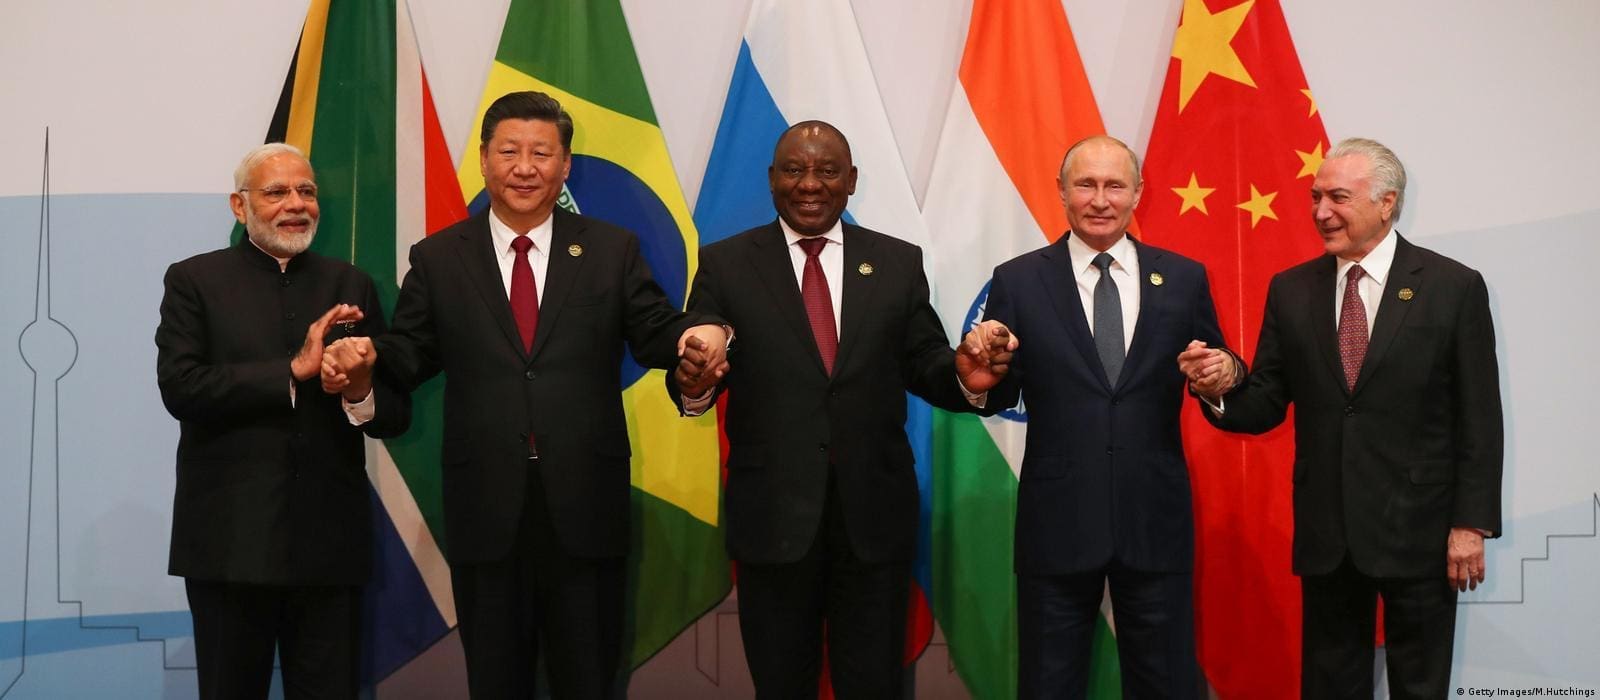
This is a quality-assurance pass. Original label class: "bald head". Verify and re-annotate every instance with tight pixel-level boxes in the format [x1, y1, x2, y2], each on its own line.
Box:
[1059, 135, 1141, 185]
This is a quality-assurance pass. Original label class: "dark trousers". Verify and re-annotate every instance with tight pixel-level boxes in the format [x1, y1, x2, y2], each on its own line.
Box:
[1017, 564, 1201, 699]
[1302, 557, 1458, 700]
[450, 458, 625, 700]
[735, 476, 910, 699]
[184, 579, 360, 700]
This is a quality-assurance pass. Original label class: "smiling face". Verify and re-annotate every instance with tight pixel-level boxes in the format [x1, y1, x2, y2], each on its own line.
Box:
[768, 124, 857, 236]
[1311, 153, 1395, 260]
[230, 152, 319, 258]
[1059, 139, 1142, 251]
[480, 117, 572, 233]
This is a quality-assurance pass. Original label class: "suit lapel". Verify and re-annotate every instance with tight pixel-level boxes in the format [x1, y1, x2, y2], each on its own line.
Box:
[530, 209, 585, 362]
[833, 225, 877, 377]
[1119, 239, 1161, 392]
[1354, 234, 1419, 395]
[1037, 237, 1108, 390]
[455, 211, 528, 357]
[1307, 256, 1346, 393]
[746, 223, 829, 377]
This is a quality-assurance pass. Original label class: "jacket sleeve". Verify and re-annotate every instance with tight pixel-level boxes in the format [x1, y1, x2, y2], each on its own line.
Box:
[1205, 274, 1290, 434]
[155, 262, 291, 425]
[1449, 271, 1504, 535]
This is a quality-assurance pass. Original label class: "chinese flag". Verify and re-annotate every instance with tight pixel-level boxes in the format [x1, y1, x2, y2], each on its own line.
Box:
[1135, 0, 1328, 696]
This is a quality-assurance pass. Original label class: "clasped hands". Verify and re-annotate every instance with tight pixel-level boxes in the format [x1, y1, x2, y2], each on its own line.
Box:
[674, 324, 731, 398]
[957, 320, 1019, 394]
[1175, 340, 1240, 399]
[282, 303, 375, 402]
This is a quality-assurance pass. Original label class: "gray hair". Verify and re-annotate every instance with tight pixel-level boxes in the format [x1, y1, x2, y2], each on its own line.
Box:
[1059, 135, 1142, 186]
[1326, 137, 1406, 223]
[233, 142, 312, 191]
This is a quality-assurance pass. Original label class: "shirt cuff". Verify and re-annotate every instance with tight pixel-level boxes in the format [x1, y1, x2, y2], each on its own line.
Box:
[958, 377, 987, 409]
[682, 389, 714, 417]
[1199, 391, 1224, 416]
[343, 389, 375, 426]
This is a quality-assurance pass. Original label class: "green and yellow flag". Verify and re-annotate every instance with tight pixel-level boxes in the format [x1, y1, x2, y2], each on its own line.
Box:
[459, 0, 729, 667]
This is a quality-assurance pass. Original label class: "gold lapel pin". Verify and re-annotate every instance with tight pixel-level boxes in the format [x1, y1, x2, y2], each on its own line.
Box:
[858, 262, 874, 276]
[568, 244, 584, 257]
[1398, 287, 1414, 301]
[1149, 272, 1164, 286]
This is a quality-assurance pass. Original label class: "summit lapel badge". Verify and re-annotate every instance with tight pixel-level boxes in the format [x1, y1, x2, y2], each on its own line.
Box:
[1149, 272, 1164, 286]
[1398, 287, 1414, 301]
[568, 244, 583, 257]
[858, 262, 874, 276]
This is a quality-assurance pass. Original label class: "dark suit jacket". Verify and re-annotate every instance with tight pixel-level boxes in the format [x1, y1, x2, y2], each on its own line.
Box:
[157, 241, 411, 585]
[984, 235, 1229, 576]
[1205, 233, 1503, 578]
[667, 222, 974, 565]
[376, 208, 707, 563]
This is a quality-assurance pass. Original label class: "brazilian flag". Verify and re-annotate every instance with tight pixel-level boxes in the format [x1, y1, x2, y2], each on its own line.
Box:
[458, 0, 730, 667]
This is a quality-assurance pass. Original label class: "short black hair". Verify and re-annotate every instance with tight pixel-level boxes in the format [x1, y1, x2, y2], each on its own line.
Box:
[480, 91, 574, 151]
[772, 120, 852, 164]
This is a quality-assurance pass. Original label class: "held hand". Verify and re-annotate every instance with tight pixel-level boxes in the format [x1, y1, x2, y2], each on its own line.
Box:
[292, 304, 364, 382]
[1177, 340, 1237, 399]
[674, 333, 728, 399]
[320, 337, 376, 400]
[1446, 527, 1487, 592]
[957, 320, 1019, 394]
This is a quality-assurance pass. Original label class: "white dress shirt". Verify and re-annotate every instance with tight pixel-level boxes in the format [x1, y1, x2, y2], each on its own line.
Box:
[780, 218, 845, 336]
[1066, 232, 1140, 352]
[1334, 228, 1398, 336]
[488, 207, 554, 301]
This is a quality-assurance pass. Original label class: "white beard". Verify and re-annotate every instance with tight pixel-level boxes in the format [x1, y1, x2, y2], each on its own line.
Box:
[244, 203, 317, 258]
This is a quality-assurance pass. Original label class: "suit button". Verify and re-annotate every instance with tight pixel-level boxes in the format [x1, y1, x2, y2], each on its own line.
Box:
[518, 432, 528, 443]
[524, 370, 536, 380]
[286, 312, 297, 320]
[818, 443, 827, 452]
[1344, 406, 1356, 416]
[280, 278, 290, 287]
[1105, 447, 1114, 455]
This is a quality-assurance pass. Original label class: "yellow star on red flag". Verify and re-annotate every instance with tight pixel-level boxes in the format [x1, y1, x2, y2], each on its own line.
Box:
[1236, 184, 1279, 227]
[1172, 0, 1258, 112]
[1173, 172, 1216, 215]
[1301, 88, 1318, 116]
[1295, 142, 1325, 179]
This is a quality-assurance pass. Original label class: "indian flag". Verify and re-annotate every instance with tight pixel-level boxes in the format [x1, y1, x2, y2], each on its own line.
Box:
[456, 0, 729, 667]
[249, 0, 468, 684]
[924, 0, 1123, 696]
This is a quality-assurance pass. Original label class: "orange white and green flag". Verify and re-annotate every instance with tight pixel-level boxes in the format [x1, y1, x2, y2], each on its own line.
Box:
[923, 0, 1123, 696]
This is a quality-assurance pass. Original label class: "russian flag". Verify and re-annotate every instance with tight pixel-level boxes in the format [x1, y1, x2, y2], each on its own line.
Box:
[691, 0, 940, 686]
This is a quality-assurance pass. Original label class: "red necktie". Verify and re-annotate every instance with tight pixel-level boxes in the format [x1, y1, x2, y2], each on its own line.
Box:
[1337, 265, 1367, 391]
[510, 235, 539, 353]
[797, 237, 837, 375]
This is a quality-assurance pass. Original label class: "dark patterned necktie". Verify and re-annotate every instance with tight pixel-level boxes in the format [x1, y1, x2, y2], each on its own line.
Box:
[1091, 252, 1124, 387]
[1337, 265, 1367, 391]
[797, 237, 837, 375]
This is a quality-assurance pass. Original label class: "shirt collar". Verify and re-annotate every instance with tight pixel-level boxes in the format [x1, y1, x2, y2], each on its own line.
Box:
[489, 208, 555, 256]
[1066, 231, 1136, 274]
[245, 236, 295, 272]
[779, 217, 845, 249]
[1337, 227, 1398, 286]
